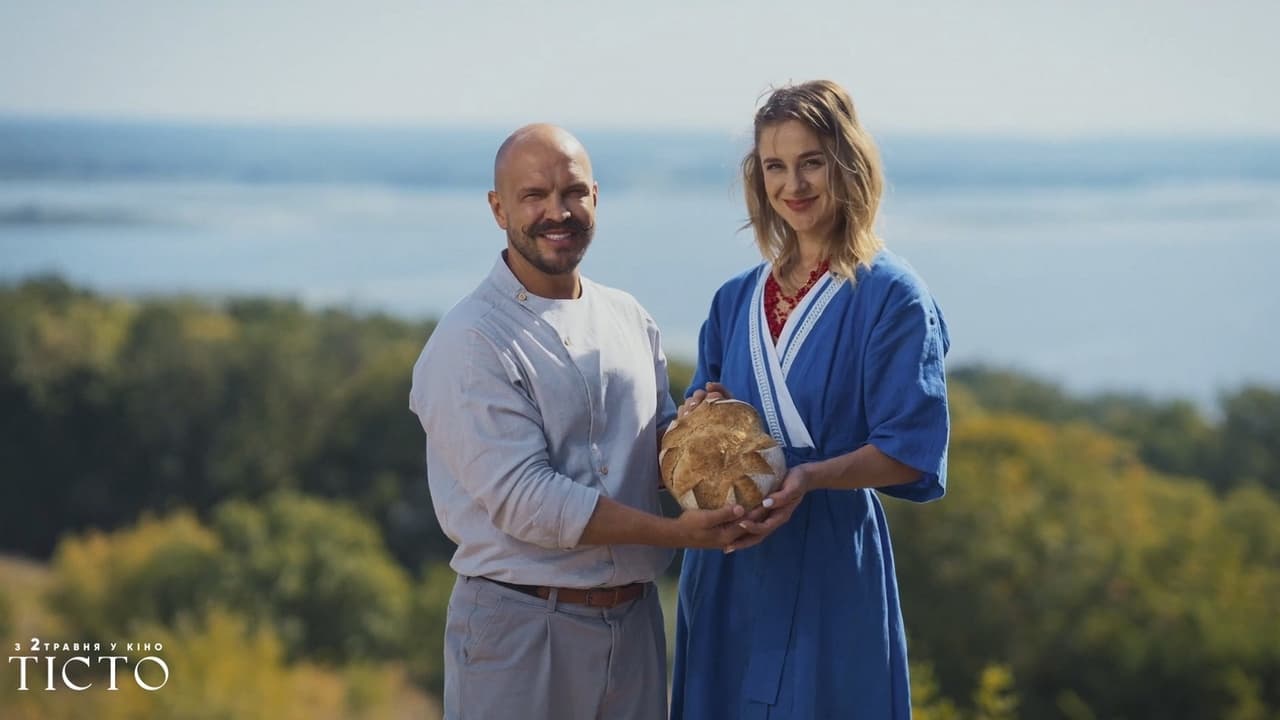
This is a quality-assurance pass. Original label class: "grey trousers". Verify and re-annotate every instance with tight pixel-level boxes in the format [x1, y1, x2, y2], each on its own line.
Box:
[443, 575, 668, 720]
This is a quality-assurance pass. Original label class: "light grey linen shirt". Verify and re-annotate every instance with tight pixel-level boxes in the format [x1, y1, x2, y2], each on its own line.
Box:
[410, 253, 677, 587]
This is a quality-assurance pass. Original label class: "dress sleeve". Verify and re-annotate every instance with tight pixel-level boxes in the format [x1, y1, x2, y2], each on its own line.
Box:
[864, 277, 951, 503]
[411, 329, 601, 549]
[687, 290, 725, 400]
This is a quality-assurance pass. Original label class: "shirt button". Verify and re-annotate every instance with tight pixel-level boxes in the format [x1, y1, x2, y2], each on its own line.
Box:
[563, 337, 572, 346]
[599, 465, 609, 476]
[516, 290, 528, 302]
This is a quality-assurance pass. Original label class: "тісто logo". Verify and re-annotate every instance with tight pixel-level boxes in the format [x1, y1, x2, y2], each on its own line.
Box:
[8, 638, 169, 691]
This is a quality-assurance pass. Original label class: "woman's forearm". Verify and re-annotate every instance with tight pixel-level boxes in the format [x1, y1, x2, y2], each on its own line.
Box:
[805, 443, 920, 491]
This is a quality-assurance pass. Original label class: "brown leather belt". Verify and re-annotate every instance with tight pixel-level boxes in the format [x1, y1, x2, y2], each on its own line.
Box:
[484, 577, 646, 608]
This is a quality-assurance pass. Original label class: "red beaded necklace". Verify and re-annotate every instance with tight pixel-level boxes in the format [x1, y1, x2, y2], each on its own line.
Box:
[764, 260, 830, 342]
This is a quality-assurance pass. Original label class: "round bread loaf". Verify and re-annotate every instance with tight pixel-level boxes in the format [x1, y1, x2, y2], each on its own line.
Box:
[659, 399, 787, 511]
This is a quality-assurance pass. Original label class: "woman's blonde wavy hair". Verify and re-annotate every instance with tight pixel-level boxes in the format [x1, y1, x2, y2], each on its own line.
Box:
[742, 80, 884, 281]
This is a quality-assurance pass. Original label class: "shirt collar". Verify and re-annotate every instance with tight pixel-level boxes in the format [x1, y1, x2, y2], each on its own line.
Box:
[486, 251, 528, 301]
[485, 250, 588, 310]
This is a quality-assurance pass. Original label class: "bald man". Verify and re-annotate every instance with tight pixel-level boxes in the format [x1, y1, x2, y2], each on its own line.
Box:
[409, 125, 750, 719]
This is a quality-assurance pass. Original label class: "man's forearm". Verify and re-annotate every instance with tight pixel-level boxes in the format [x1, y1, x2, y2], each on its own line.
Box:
[578, 496, 682, 548]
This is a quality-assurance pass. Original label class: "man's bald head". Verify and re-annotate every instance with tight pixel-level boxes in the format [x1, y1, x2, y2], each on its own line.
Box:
[493, 124, 593, 192]
[486, 124, 599, 297]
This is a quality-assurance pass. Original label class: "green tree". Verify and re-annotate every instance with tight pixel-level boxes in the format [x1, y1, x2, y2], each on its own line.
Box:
[0, 279, 137, 555]
[0, 280, 443, 569]
[46, 511, 223, 641]
[972, 665, 1018, 720]
[911, 661, 963, 720]
[948, 366, 1079, 423]
[668, 357, 696, 405]
[889, 413, 1280, 719]
[46, 494, 415, 667]
[1217, 386, 1280, 494]
[212, 492, 414, 664]
[0, 588, 11, 639]
[404, 563, 457, 697]
[949, 365, 1223, 487]
[113, 301, 244, 510]
[296, 323, 445, 569]
[1083, 394, 1218, 485]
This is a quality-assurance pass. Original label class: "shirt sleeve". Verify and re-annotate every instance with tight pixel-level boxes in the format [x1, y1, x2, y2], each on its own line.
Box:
[412, 328, 601, 549]
[644, 311, 678, 433]
[865, 276, 951, 503]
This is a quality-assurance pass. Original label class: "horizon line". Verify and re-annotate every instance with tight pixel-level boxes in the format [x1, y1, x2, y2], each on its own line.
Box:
[3, 110, 1280, 144]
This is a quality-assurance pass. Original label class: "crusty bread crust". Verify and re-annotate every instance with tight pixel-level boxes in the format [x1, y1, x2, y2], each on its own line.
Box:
[659, 399, 786, 511]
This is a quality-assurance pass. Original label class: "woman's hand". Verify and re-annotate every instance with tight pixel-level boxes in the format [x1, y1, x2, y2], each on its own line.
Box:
[724, 463, 815, 553]
[677, 382, 733, 420]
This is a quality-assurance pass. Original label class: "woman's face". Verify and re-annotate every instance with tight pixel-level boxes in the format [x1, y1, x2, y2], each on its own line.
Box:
[757, 119, 837, 240]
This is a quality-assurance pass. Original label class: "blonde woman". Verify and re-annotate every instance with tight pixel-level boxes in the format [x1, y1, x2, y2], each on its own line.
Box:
[670, 81, 951, 719]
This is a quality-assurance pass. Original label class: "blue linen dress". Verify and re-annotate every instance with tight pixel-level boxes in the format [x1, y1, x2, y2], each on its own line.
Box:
[670, 249, 950, 720]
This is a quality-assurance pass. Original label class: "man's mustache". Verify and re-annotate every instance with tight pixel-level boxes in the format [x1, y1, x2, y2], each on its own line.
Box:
[528, 218, 590, 236]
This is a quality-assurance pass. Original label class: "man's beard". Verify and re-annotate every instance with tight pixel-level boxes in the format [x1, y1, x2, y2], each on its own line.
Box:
[508, 217, 594, 276]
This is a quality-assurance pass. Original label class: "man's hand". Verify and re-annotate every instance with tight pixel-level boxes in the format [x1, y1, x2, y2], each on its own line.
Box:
[724, 463, 814, 553]
[677, 382, 733, 420]
[670, 503, 750, 549]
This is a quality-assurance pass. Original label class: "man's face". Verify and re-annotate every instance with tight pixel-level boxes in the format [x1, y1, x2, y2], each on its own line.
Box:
[490, 139, 597, 278]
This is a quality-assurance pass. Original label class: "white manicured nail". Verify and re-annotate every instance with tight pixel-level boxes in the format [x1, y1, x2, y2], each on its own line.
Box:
[763, 498, 775, 508]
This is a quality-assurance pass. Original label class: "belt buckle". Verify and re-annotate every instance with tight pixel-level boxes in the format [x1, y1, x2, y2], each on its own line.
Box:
[585, 588, 619, 607]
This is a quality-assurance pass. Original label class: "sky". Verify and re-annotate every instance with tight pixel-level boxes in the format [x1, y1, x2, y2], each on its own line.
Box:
[1, 0, 1278, 135]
